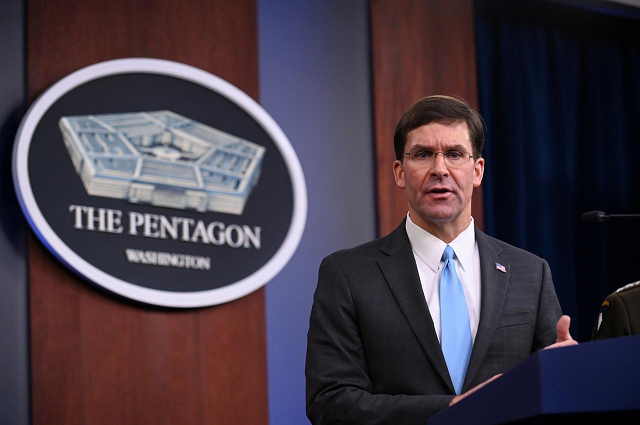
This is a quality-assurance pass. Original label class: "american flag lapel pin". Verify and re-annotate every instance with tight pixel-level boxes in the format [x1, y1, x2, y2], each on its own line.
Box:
[495, 263, 507, 273]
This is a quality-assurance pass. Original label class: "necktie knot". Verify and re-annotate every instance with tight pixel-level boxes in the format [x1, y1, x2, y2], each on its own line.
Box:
[442, 245, 455, 261]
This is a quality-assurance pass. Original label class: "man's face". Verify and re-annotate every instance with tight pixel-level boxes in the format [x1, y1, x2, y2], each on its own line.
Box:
[393, 121, 484, 234]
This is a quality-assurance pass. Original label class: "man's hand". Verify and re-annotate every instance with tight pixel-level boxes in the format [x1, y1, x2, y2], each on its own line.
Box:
[544, 315, 579, 350]
[448, 374, 502, 406]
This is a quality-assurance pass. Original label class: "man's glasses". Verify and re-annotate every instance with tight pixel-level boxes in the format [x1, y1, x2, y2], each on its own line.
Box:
[401, 149, 479, 168]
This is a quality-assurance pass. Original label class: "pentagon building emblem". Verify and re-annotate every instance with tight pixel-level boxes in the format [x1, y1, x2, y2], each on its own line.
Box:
[13, 58, 307, 308]
[59, 111, 265, 215]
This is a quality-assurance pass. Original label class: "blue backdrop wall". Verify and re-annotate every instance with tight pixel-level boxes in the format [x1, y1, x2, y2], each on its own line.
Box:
[0, 0, 29, 424]
[258, 2, 375, 425]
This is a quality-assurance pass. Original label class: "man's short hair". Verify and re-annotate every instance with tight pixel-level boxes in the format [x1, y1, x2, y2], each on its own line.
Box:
[393, 95, 485, 160]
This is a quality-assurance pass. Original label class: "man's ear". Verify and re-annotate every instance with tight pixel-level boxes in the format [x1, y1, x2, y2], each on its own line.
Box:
[393, 160, 405, 189]
[473, 157, 485, 188]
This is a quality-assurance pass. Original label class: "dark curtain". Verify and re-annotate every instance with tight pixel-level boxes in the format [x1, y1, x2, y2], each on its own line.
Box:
[475, 0, 640, 341]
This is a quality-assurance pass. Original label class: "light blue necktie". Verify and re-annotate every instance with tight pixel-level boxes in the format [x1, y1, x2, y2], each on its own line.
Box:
[440, 245, 472, 395]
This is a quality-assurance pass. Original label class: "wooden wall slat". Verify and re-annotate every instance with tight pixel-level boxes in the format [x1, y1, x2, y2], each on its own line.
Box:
[370, 0, 483, 236]
[27, 0, 267, 424]
[27, 0, 258, 102]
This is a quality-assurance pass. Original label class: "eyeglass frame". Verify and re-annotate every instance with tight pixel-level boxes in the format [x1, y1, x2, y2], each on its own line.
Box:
[401, 148, 481, 168]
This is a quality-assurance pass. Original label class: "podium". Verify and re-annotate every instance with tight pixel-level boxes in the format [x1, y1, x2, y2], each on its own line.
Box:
[429, 335, 640, 424]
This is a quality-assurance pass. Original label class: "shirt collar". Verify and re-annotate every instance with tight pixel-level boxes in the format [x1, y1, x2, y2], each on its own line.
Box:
[405, 213, 476, 273]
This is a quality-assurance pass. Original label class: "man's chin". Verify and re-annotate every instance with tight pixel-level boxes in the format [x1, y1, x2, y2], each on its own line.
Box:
[419, 205, 459, 221]
[411, 204, 468, 225]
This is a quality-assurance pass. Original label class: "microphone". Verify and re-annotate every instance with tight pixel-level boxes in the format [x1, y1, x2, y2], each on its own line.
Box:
[582, 210, 640, 223]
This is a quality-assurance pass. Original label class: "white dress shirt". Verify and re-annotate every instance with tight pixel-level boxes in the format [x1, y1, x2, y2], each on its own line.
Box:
[405, 213, 482, 343]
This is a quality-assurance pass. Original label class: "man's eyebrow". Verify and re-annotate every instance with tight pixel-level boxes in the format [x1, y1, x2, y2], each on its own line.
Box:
[409, 143, 434, 150]
[410, 143, 468, 151]
[445, 144, 469, 151]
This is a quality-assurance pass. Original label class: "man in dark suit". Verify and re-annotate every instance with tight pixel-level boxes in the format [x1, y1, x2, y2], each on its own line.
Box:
[305, 95, 576, 424]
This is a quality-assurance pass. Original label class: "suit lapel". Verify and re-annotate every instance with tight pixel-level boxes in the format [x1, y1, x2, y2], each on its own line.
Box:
[462, 229, 510, 391]
[377, 222, 455, 393]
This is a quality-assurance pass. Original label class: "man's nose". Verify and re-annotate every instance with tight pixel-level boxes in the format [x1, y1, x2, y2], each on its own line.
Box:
[430, 152, 449, 177]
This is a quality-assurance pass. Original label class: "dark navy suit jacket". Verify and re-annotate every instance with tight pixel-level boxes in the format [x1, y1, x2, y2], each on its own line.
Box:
[306, 221, 561, 424]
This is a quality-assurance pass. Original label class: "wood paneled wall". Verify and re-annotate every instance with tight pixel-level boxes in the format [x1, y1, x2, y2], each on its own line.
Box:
[27, 1, 267, 424]
[370, 0, 483, 236]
